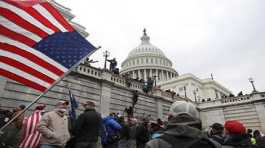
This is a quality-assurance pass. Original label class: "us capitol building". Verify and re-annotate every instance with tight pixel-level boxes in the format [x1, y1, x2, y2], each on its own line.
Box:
[121, 29, 232, 103]
[0, 0, 264, 132]
[120, 29, 178, 82]
[120, 29, 265, 132]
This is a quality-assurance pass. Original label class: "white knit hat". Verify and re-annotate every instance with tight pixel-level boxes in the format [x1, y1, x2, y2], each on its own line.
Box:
[168, 101, 200, 125]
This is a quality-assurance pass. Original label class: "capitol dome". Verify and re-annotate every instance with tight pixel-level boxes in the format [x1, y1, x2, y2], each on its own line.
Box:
[121, 29, 178, 82]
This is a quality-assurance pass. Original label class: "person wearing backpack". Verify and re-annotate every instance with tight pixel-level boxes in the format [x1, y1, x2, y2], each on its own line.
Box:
[102, 113, 122, 148]
[145, 101, 220, 148]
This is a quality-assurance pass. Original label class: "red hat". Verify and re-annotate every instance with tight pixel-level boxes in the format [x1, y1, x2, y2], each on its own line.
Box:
[224, 120, 246, 134]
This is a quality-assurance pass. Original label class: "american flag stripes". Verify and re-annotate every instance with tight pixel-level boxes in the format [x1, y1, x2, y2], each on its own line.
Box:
[0, 0, 96, 92]
[19, 110, 43, 148]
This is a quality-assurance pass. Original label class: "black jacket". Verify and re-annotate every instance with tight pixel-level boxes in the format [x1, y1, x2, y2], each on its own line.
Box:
[0, 109, 12, 128]
[120, 122, 130, 140]
[136, 123, 150, 144]
[210, 134, 225, 145]
[145, 125, 220, 148]
[222, 134, 252, 148]
[256, 136, 265, 148]
[73, 109, 102, 142]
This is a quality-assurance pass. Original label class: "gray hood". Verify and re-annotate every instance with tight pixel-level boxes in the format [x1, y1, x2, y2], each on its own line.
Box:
[164, 124, 203, 139]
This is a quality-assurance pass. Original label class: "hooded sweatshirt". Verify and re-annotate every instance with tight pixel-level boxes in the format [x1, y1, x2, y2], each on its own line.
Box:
[145, 124, 220, 148]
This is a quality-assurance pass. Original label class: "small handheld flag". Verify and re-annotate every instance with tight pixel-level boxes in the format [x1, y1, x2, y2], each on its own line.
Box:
[68, 89, 78, 120]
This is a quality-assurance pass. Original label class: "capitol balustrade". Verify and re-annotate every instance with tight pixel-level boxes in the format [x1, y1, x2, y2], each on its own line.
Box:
[110, 74, 143, 91]
[76, 65, 143, 91]
[77, 65, 102, 79]
[76, 64, 192, 101]
[198, 97, 251, 108]
[198, 92, 265, 109]
[221, 95, 251, 104]
[152, 88, 188, 102]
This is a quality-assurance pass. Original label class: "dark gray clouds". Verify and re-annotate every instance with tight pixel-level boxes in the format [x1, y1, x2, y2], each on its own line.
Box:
[60, 0, 265, 94]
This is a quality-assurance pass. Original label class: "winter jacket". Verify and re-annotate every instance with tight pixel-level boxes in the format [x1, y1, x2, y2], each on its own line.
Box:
[12, 110, 25, 129]
[101, 116, 122, 144]
[119, 122, 130, 140]
[222, 134, 252, 148]
[104, 116, 122, 135]
[210, 134, 225, 145]
[135, 123, 150, 144]
[145, 125, 220, 148]
[256, 136, 265, 148]
[0, 109, 12, 128]
[73, 109, 102, 143]
[38, 110, 70, 146]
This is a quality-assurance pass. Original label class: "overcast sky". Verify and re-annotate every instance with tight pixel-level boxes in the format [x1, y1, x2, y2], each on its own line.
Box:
[60, 0, 265, 94]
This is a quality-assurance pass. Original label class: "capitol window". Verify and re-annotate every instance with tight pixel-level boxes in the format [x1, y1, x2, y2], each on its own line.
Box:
[151, 58, 153, 63]
[137, 59, 139, 64]
[146, 58, 148, 63]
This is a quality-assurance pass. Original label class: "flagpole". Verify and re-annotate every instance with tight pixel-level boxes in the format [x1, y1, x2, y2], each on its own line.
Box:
[0, 46, 101, 133]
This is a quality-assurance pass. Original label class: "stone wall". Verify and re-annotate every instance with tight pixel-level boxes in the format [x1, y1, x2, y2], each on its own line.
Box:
[199, 92, 265, 132]
[0, 65, 174, 121]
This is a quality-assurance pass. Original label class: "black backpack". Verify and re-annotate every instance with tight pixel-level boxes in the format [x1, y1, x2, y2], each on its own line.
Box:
[160, 134, 220, 148]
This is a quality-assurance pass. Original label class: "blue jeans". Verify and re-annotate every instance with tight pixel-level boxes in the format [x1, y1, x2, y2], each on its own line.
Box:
[39, 144, 63, 148]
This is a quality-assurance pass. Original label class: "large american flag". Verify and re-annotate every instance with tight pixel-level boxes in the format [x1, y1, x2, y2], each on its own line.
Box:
[0, 0, 96, 92]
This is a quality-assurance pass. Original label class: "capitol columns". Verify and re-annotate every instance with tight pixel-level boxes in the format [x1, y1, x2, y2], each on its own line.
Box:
[158, 70, 160, 80]
[133, 70, 136, 79]
[161, 70, 165, 81]
[156, 69, 159, 80]
[144, 69, 147, 80]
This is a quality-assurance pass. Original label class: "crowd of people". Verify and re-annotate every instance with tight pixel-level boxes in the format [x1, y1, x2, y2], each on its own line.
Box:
[0, 100, 265, 148]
